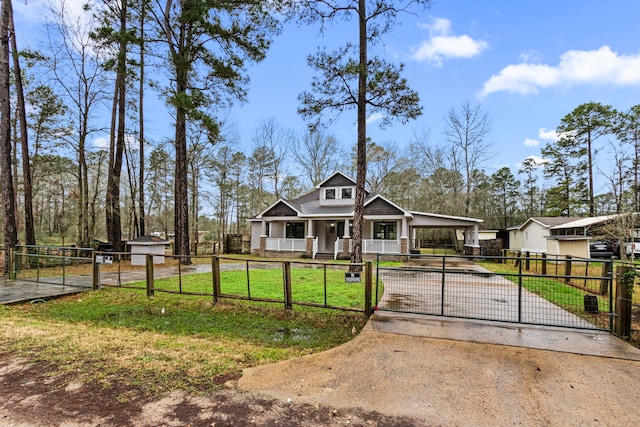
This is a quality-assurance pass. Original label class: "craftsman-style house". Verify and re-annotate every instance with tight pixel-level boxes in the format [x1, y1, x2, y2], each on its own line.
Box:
[249, 172, 483, 259]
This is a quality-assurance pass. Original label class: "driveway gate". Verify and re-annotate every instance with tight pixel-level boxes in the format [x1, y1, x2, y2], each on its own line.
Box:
[375, 254, 613, 331]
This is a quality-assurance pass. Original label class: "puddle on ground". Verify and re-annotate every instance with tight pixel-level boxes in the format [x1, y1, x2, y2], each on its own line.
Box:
[273, 327, 311, 343]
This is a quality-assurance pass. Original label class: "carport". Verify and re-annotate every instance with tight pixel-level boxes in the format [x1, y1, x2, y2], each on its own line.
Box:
[408, 211, 483, 255]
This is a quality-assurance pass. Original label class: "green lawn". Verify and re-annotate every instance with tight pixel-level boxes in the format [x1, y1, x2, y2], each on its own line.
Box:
[0, 270, 370, 397]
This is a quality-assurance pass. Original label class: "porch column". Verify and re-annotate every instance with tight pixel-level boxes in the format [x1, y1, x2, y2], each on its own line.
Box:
[464, 225, 481, 256]
[261, 220, 266, 236]
[307, 219, 314, 238]
[400, 237, 409, 254]
[343, 219, 350, 238]
[259, 235, 266, 257]
[411, 227, 420, 249]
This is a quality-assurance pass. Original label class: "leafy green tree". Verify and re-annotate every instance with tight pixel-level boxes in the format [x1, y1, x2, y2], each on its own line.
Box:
[292, 0, 430, 266]
[490, 167, 520, 229]
[146, 145, 174, 239]
[150, 0, 279, 263]
[556, 102, 617, 216]
[518, 157, 541, 218]
[541, 136, 588, 216]
[93, 0, 139, 251]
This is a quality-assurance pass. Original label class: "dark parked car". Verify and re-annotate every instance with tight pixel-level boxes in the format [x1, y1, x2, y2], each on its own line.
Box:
[589, 241, 616, 258]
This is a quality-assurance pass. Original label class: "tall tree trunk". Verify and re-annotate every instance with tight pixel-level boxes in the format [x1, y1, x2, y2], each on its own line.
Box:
[0, 0, 17, 256]
[174, 102, 190, 264]
[351, 0, 367, 269]
[138, 1, 146, 237]
[9, 3, 34, 246]
[106, 4, 127, 251]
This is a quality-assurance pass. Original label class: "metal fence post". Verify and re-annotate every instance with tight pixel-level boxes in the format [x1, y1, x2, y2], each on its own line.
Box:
[440, 255, 446, 316]
[541, 253, 547, 275]
[365, 261, 373, 316]
[92, 251, 100, 290]
[146, 253, 155, 297]
[525, 251, 530, 270]
[283, 261, 292, 310]
[518, 254, 523, 323]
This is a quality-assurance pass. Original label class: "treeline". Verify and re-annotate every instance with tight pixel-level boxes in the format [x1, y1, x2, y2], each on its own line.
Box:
[0, 0, 636, 257]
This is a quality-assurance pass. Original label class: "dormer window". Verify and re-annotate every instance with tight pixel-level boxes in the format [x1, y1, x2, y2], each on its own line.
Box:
[325, 189, 336, 199]
[341, 188, 352, 199]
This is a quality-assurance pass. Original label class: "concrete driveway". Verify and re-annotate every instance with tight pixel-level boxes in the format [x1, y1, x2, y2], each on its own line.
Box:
[376, 266, 596, 328]
[238, 312, 640, 426]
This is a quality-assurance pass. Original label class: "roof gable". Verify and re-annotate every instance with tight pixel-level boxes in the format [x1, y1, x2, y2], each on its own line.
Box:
[262, 200, 299, 217]
[317, 171, 356, 188]
[364, 196, 404, 216]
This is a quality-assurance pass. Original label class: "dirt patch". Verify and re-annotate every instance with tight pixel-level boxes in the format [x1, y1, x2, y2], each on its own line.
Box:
[0, 351, 420, 426]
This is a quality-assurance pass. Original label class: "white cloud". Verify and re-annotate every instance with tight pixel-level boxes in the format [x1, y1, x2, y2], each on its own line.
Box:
[519, 50, 542, 63]
[411, 18, 489, 66]
[93, 137, 109, 149]
[480, 46, 640, 97]
[517, 155, 546, 168]
[366, 112, 384, 125]
[523, 138, 539, 147]
[538, 128, 559, 141]
[92, 134, 140, 150]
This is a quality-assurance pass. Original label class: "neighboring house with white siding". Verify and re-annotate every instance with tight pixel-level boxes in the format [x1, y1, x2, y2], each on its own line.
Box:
[508, 217, 582, 254]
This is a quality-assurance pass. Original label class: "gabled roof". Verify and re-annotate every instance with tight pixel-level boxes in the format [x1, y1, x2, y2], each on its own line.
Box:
[316, 171, 357, 188]
[549, 214, 623, 230]
[251, 186, 412, 220]
[257, 199, 302, 219]
[513, 216, 582, 231]
[364, 194, 411, 217]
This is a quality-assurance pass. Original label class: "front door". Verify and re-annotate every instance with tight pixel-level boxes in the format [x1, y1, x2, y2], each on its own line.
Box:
[325, 221, 337, 251]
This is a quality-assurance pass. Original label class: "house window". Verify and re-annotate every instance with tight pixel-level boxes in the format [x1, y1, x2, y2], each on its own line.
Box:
[341, 188, 352, 199]
[337, 222, 353, 238]
[325, 189, 336, 200]
[374, 222, 397, 240]
[286, 222, 305, 238]
[265, 222, 270, 237]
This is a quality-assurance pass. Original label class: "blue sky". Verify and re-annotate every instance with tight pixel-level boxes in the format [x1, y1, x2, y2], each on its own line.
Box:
[231, 0, 640, 185]
[13, 0, 640, 191]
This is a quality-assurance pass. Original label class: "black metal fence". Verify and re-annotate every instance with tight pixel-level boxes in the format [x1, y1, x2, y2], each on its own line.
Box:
[10, 245, 94, 288]
[96, 254, 374, 315]
[375, 254, 615, 331]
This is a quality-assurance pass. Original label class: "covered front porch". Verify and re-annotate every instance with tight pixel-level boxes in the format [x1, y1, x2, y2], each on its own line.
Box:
[256, 217, 410, 259]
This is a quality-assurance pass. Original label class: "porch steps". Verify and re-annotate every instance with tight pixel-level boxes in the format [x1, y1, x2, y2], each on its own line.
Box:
[314, 252, 334, 260]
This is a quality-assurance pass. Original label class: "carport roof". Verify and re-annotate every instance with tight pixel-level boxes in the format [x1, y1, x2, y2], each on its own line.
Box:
[408, 211, 483, 227]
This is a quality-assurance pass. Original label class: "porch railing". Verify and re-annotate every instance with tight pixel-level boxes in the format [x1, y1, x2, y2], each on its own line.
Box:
[363, 239, 401, 254]
[265, 238, 307, 252]
[335, 238, 401, 257]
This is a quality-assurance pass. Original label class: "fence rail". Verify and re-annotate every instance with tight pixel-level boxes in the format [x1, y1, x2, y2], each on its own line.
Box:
[99, 254, 373, 315]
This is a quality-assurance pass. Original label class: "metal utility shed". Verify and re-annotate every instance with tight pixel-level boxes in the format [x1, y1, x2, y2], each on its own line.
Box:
[129, 236, 170, 266]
